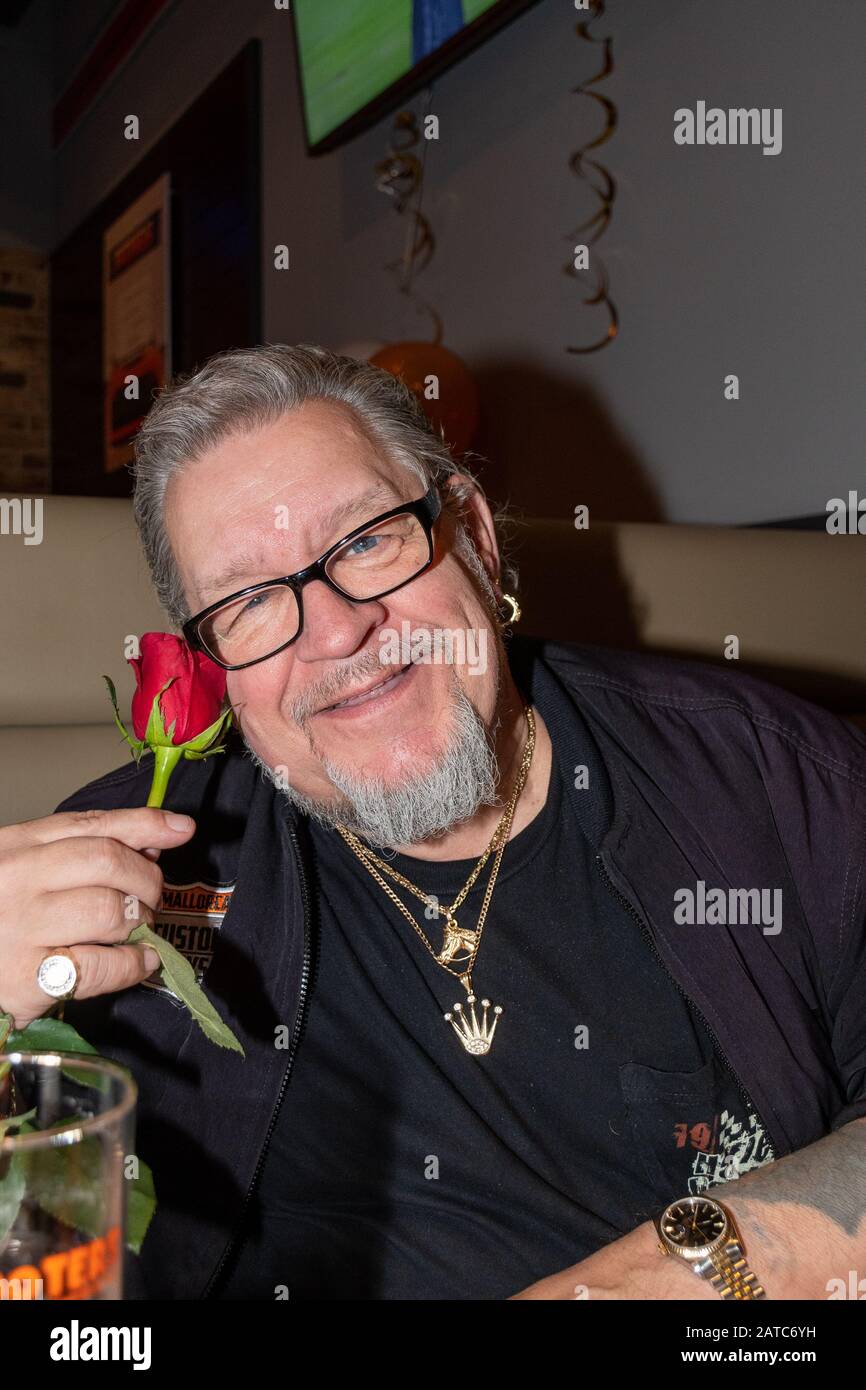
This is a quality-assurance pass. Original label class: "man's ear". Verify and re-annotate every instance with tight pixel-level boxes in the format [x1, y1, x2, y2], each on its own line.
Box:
[442, 474, 501, 594]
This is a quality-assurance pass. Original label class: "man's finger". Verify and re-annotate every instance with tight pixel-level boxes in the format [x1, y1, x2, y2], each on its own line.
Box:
[4, 836, 166, 909]
[0, 807, 195, 855]
[70, 942, 163, 1000]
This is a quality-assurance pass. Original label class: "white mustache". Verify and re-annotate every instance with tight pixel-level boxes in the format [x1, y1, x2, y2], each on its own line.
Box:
[290, 649, 391, 726]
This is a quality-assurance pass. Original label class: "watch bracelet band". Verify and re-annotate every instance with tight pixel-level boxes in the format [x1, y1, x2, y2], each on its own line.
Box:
[695, 1238, 766, 1300]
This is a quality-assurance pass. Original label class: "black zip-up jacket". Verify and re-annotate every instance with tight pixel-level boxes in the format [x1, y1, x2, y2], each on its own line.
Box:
[55, 637, 866, 1299]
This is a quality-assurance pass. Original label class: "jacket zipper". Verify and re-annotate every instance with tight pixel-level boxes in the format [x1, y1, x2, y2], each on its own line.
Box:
[203, 824, 315, 1298]
[594, 850, 774, 1151]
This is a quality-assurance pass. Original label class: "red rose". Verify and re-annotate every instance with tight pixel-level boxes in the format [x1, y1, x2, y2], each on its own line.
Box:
[100, 632, 242, 1057]
[129, 633, 226, 745]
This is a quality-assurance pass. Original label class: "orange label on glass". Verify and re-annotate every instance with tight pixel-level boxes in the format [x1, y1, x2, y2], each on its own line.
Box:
[0, 1225, 120, 1300]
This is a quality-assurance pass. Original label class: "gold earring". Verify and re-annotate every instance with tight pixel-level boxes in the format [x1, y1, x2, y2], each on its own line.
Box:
[498, 593, 522, 628]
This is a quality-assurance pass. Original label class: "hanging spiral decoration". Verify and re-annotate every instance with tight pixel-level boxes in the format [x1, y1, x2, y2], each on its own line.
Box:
[565, 0, 618, 354]
[374, 94, 443, 344]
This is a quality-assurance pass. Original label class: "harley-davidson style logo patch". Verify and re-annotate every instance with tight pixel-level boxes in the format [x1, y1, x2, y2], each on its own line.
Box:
[142, 880, 236, 995]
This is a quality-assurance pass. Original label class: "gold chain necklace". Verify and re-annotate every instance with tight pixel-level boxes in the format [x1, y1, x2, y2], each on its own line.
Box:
[336, 706, 536, 1056]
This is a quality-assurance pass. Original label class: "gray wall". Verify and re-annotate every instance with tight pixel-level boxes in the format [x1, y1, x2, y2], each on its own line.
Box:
[6, 0, 866, 523]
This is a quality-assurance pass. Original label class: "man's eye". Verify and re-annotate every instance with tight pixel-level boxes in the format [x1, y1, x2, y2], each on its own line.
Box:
[224, 590, 272, 633]
[345, 534, 381, 557]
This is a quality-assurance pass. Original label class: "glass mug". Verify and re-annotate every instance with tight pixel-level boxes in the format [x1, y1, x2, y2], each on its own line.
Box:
[0, 1052, 137, 1300]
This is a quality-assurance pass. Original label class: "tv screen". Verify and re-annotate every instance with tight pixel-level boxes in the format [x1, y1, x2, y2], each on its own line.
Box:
[292, 0, 540, 153]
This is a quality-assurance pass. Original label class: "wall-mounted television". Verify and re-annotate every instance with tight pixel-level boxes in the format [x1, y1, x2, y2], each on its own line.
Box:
[292, 0, 542, 154]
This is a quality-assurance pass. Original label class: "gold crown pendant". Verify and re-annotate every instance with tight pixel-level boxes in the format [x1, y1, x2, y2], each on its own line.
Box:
[444, 990, 503, 1056]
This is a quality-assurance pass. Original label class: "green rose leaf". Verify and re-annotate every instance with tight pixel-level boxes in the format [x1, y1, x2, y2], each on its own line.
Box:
[103, 675, 146, 763]
[0, 1106, 37, 1144]
[0, 1152, 27, 1247]
[181, 706, 235, 756]
[7, 1016, 98, 1055]
[0, 1112, 37, 1249]
[126, 1157, 157, 1254]
[143, 677, 176, 748]
[127, 924, 244, 1056]
[1, 1113, 154, 1256]
[22, 1132, 107, 1246]
[6, 1018, 104, 1090]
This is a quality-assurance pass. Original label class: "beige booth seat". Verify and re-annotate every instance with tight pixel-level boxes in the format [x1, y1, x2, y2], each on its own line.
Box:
[514, 518, 866, 719]
[1, 497, 864, 827]
[0, 497, 166, 825]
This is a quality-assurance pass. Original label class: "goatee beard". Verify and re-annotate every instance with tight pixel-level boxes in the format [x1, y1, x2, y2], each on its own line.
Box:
[244, 674, 503, 849]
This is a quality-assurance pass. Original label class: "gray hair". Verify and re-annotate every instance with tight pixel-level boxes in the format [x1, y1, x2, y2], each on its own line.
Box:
[132, 342, 517, 626]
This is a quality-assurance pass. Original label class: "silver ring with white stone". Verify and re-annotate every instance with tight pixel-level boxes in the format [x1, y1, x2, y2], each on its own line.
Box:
[36, 951, 80, 1000]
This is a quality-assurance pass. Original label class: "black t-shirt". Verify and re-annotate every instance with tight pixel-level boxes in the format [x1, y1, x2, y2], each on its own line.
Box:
[218, 753, 775, 1300]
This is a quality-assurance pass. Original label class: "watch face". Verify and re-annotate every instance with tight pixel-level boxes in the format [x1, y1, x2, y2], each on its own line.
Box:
[660, 1198, 726, 1251]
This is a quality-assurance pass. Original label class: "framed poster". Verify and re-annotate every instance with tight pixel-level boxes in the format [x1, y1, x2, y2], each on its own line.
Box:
[52, 43, 260, 497]
[102, 173, 171, 473]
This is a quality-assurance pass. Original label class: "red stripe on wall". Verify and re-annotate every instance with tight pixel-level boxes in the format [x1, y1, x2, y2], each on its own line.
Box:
[52, 0, 172, 147]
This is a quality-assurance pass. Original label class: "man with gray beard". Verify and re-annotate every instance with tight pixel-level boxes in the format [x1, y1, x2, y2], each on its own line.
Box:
[248, 669, 502, 849]
[3, 346, 866, 1302]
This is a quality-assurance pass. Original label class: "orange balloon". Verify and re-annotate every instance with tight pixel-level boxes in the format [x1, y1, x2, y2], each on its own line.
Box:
[370, 342, 480, 457]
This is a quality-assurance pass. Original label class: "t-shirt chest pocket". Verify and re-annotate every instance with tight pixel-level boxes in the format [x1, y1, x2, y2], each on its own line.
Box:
[618, 1054, 729, 1201]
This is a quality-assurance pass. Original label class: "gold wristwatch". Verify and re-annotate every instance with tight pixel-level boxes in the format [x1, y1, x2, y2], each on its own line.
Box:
[655, 1196, 766, 1299]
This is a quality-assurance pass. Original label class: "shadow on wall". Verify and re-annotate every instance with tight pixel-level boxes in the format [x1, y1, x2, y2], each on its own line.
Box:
[510, 516, 647, 652]
[470, 357, 666, 525]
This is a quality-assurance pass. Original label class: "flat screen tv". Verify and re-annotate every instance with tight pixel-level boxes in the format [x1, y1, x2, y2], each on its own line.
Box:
[292, 0, 542, 153]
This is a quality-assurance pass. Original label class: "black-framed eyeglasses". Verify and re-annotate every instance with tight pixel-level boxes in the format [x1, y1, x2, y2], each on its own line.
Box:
[183, 482, 443, 670]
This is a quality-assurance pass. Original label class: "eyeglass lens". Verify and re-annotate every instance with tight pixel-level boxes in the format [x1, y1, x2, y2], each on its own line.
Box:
[198, 510, 431, 665]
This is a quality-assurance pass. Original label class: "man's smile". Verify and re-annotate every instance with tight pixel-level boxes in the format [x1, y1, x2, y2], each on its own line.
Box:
[315, 662, 416, 718]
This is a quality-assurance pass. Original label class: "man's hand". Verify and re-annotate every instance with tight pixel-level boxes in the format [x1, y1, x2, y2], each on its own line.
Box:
[509, 1218, 719, 1300]
[0, 807, 196, 1029]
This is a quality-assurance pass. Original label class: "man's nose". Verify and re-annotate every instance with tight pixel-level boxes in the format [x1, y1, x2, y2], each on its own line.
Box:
[293, 578, 386, 662]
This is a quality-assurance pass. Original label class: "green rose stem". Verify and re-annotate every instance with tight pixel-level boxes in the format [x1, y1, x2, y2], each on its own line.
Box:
[146, 745, 184, 808]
